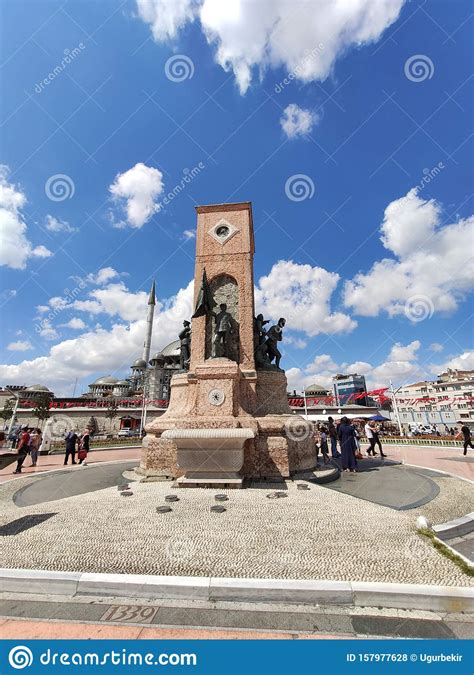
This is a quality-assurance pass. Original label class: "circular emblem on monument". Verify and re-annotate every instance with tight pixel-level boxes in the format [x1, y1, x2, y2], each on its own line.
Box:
[208, 388, 225, 406]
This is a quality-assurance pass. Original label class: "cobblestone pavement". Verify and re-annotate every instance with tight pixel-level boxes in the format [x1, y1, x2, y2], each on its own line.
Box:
[0, 467, 472, 586]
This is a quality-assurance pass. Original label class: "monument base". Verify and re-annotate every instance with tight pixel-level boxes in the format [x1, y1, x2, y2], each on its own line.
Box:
[140, 364, 316, 483]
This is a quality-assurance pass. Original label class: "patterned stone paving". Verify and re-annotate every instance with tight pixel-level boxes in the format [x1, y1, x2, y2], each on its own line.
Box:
[0, 468, 472, 586]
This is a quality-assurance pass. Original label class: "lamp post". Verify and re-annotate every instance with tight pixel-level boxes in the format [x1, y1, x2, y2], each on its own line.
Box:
[390, 380, 403, 436]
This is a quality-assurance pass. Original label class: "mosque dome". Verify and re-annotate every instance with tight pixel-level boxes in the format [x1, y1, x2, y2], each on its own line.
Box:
[161, 339, 180, 358]
[131, 358, 147, 368]
[25, 384, 51, 392]
[92, 376, 119, 385]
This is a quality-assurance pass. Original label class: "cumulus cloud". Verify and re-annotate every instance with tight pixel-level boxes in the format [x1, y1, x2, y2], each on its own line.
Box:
[87, 267, 121, 285]
[0, 281, 194, 395]
[45, 215, 77, 233]
[7, 341, 33, 351]
[109, 163, 164, 228]
[0, 166, 52, 269]
[429, 342, 444, 353]
[255, 260, 356, 337]
[389, 340, 420, 362]
[59, 318, 87, 330]
[137, 0, 404, 94]
[280, 103, 317, 139]
[343, 189, 474, 318]
[429, 350, 474, 376]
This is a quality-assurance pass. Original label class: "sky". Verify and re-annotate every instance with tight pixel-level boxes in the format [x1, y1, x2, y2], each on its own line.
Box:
[0, 0, 473, 397]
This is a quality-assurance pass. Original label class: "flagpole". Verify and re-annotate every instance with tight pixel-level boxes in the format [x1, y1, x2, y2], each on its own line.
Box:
[390, 380, 403, 436]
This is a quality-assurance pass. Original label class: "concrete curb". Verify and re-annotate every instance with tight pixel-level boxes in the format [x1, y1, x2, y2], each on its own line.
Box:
[1, 569, 472, 613]
[433, 512, 474, 539]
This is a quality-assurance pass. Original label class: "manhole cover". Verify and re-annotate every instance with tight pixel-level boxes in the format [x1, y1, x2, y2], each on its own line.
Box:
[121, 491, 133, 496]
[211, 505, 226, 513]
[165, 495, 179, 502]
[215, 494, 228, 501]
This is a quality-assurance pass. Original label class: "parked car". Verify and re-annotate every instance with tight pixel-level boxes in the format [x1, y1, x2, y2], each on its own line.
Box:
[118, 429, 140, 438]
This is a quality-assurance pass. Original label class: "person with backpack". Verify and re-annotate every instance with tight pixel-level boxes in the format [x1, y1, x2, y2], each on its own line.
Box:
[64, 430, 78, 465]
[13, 426, 30, 474]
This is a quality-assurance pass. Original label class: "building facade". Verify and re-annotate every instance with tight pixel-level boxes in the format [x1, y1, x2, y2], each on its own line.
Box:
[333, 373, 369, 406]
[391, 369, 474, 432]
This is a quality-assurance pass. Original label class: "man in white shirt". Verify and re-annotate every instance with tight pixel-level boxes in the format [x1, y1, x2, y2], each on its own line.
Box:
[365, 422, 376, 456]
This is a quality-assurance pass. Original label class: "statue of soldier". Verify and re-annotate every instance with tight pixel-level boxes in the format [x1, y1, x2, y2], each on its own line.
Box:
[212, 303, 233, 358]
[178, 320, 191, 370]
[253, 313, 269, 348]
[265, 317, 286, 369]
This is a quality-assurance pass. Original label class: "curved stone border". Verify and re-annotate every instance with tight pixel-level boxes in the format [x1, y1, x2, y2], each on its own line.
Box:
[0, 568, 472, 613]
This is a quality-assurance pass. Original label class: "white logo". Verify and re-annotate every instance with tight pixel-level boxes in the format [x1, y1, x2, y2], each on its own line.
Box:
[165, 55, 194, 82]
[404, 55, 434, 82]
[404, 294, 434, 322]
[45, 174, 75, 201]
[285, 174, 315, 202]
[9, 646, 33, 670]
[285, 418, 312, 442]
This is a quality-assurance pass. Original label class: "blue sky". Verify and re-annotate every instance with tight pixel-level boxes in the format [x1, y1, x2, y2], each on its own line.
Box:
[0, 0, 473, 396]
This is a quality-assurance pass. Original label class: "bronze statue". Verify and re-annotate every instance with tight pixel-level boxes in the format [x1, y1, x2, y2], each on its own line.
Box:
[212, 303, 233, 358]
[265, 317, 286, 369]
[178, 320, 191, 370]
[253, 313, 269, 348]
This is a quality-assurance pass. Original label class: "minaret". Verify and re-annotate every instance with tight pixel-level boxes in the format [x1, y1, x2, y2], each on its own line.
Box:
[142, 279, 156, 365]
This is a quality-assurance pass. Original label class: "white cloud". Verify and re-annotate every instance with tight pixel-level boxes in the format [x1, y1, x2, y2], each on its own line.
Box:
[280, 103, 317, 139]
[38, 320, 59, 341]
[109, 163, 164, 228]
[137, 0, 404, 94]
[45, 215, 77, 233]
[0, 166, 52, 269]
[429, 342, 443, 353]
[255, 260, 356, 337]
[36, 305, 49, 314]
[287, 340, 428, 393]
[136, 0, 196, 40]
[389, 340, 420, 361]
[0, 281, 194, 395]
[430, 350, 474, 376]
[344, 189, 474, 318]
[182, 229, 196, 240]
[7, 341, 33, 351]
[59, 318, 86, 330]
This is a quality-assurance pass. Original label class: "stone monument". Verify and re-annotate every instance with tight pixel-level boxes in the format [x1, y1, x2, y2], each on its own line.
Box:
[139, 202, 315, 486]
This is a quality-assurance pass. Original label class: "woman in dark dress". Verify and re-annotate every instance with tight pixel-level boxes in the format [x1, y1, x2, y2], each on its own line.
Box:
[338, 417, 357, 473]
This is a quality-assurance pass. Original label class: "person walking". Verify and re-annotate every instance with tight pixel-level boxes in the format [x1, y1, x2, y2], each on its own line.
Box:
[78, 429, 90, 465]
[456, 424, 474, 456]
[64, 430, 78, 465]
[354, 425, 363, 460]
[372, 423, 387, 458]
[29, 428, 42, 467]
[13, 426, 30, 474]
[327, 417, 340, 458]
[318, 425, 330, 464]
[338, 417, 357, 473]
[365, 421, 376, 456]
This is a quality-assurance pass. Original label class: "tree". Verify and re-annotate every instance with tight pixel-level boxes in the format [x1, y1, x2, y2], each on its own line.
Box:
[32, 394, 52, 428]
[105, 400, 118, 432]
[0, 398, 15, 427]
[87, 416, 99, 436]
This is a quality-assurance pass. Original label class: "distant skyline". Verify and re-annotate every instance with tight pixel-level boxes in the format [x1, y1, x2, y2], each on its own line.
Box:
[0, 0, 473, 396]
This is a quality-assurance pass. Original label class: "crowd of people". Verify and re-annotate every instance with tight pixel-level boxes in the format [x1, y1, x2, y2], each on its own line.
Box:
[9, 426, 91, 474]
[313, 417, 387, 473]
